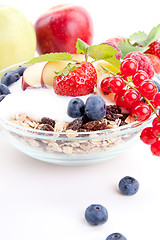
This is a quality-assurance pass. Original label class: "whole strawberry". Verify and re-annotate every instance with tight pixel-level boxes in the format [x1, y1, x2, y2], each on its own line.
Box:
[145, 41, 160, 59]
[53, 61, 97, 96]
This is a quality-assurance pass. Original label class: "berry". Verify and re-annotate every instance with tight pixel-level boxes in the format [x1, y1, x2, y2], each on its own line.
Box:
[1, 70, 20, 86]
[153, 80, 160, 92]
[131, 102, 152, 121]
[140, 127, 157, 145]
[106, 233, 127, 240]
[124, 52, 154, 79]
[152, 120, 160, 138]
[84, 95, 106, 121]
[153, 92, 160, 107]
[132, 70, 149, 87]
[114, 89, 140, 109]
[101, 76, 125, 94]
[85, 204, 108, 226]
[145, 54, 160, 74]
[0, 84, 11, 95]
[15, 66, 27, 76]
[145, 41, 160, 59]
[103, 40, 122, 60]
[138, 80, 157, 100]
[0, 95, 6, 102]
[120, 58, 138, 77]
[151, 139, 160, 156]
[67, 98, 84, 118]
[118, 176, 139, 196]
[107, 37, 125, 46]
[53, 61, 97, 96]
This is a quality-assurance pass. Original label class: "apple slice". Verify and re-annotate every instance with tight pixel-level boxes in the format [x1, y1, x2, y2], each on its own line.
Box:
[22, 62, 46, 90]
[41, 54, 92, 87]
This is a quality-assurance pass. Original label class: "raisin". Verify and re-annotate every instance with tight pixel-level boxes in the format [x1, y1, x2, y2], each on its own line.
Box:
[66, 118, 83, 131]
[41, 117, 55, 128]
[82, 120, 107, 131]
[40, 124, 54, 131]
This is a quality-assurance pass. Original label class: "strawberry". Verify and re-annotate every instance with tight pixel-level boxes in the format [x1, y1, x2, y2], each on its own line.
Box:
[53, 61, 97, 96]
[145, 41, 160, 59]
[145, 54, 160, 74]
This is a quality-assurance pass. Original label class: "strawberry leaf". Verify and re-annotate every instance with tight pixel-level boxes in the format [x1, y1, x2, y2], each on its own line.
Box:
[25, 52, 73, 65]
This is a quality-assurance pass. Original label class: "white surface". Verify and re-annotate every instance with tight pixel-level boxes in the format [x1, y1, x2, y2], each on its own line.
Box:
[1, 1, 160, 240]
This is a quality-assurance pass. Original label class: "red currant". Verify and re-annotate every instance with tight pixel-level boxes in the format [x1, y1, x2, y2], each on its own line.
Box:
[153, 92, 160, 107]
[138, 80, 158, 100]
[122, 89, 141, 108]
[101, 76, 125, 94]
[152, 116, 160, 126]
[140, 127, 157, 145]
[152, 120, 160, 138]
[131, 102, 152, 121]
[120, 58, 138, 77]
[114, 89, 127, 107]
[151, 139, 160, 156]
[132, 70, 149, 87]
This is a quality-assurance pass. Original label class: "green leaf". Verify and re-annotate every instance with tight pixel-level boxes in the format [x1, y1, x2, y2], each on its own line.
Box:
[88, 44, 118, 60]
[118, 43, 149, 58]
[25, 52, 73, 65]
[129, 31, 148, 46]
[76, 38, 89, 55]
[145, 24, 160, 46]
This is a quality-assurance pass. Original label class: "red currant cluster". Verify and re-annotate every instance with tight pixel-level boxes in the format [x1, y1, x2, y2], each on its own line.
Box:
[101, 56, 160, 156]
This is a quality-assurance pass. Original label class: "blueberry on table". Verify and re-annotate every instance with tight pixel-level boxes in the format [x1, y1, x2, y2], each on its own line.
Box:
[15, 66, 27, 76]
[85, 204, 108, 226]
[1, 70, 20, 86]
[0, 84, 11, 95]
[84, 95, 106, 121]
[106, 232, 127, 240]
[67, 98, 84, 118]
[118, 176, 139, 195]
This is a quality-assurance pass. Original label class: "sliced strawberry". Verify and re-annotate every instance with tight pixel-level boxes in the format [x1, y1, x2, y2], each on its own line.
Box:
[53, 61, 97, 96]
[145, 54, 160, 74]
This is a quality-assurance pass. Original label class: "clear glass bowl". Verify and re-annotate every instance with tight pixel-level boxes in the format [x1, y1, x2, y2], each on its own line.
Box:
[0, 63, 154, 165]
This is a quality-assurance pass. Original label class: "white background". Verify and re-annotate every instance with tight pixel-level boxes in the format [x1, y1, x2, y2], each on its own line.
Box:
[1, 1, 160, 240]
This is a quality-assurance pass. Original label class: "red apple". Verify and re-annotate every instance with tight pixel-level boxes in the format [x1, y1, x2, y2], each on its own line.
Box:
[34, 4, 94, 55]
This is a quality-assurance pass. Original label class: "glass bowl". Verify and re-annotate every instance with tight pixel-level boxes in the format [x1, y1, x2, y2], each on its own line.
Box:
[0, 63, 154, 166]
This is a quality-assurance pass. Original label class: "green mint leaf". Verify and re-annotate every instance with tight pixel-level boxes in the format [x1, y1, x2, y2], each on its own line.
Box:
[145, 24, 160, 46]
[76, 38, 89, 55]
[129, 31, 148, 46]
[88, 44, 119, 60]
[118, 43, 149, 58]
[25, 52, 73, 65]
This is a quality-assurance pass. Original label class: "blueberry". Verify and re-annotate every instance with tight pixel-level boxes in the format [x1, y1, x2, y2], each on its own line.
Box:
[85, 204, 108, 226]
[106, 233, 127, 240]
[1, 70, 20, 86]
[0, 84, 11, 95]
[0, 95, 6, 102]
[118, 176, 139, 196]
[67, 98, 84, 118]
[15, 66, 27, 76]
[84, 95, 106, 121]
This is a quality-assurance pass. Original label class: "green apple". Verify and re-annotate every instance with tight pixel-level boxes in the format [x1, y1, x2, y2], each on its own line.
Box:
[0, 5, 36, 71]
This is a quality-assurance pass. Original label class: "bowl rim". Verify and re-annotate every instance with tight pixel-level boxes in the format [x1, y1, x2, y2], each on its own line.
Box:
[0, 62, 155, 140]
